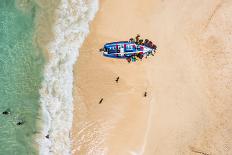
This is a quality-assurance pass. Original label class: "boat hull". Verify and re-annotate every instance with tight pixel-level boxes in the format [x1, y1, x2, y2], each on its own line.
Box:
[102, 41, 154, 59]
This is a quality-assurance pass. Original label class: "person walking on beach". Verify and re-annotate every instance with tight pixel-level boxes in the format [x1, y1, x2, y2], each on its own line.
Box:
[99, 98, 104, 104]
[115, 76, 120, 83]
[144, 92, 147, 97]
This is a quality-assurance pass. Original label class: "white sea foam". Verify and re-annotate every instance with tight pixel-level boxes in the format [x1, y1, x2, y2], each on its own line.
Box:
[38, 0, 99, 154]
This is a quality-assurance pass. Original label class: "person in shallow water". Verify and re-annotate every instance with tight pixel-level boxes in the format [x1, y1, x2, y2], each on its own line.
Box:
[2, 109, 10, 115]
[45, 135, 49, 139]
[16, 120, 25, 126]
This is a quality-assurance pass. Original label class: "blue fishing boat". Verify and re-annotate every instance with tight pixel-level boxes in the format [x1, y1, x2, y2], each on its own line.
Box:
[101, 41, 155, 59]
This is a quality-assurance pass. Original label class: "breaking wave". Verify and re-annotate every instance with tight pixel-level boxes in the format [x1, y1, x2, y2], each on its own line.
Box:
[38, 0, 99, 154]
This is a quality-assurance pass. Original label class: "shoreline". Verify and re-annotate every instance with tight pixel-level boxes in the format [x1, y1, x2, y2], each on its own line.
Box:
[34, 0, 60, 149]
[37, 0, 99, 154]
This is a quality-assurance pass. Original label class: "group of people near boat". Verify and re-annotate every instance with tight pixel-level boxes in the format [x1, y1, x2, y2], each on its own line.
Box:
[129, 34, 157, 50]
[126, 51, 155, 63]
[127, 34, 157, 63]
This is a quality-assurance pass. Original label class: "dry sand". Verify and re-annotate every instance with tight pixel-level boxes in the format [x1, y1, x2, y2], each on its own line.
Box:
[72, 0, 232, 154]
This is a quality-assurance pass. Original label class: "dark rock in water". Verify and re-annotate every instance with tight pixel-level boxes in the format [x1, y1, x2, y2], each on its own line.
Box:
[45, 135, 49, 139]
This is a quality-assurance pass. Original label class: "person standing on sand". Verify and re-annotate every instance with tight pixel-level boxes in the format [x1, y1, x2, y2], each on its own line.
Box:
[126, 57, 131, 63]
[99, 98, 104, 104]
[144, 39, 149, 46]
[144, 92, 147, 97]
[135, 34, 140, 44]
[129, 38, 135, 43]
[139, 39, 144, 45]
[152, 44, 157, 50]
[115, 76, 120, 83]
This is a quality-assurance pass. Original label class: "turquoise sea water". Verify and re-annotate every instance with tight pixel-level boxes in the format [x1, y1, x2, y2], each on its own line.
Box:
[0, 1, 44, 154]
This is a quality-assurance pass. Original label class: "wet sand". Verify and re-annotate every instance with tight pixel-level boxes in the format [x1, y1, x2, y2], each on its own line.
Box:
[72, 0, 232, 154]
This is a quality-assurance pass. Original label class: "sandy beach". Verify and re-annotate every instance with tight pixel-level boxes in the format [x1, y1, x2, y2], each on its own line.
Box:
[72, 0, 232, 154]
